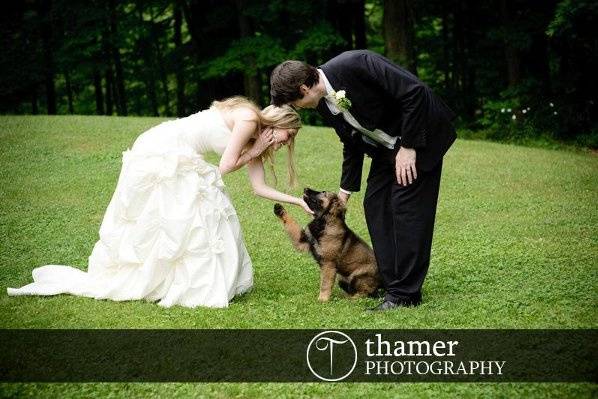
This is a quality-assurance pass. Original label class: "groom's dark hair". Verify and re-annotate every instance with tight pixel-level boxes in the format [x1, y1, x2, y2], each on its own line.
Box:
[270, 61, 319, 106]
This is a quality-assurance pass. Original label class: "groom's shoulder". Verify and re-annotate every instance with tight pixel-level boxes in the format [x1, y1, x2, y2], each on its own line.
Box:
[323, 49, 384, 69]
[326, 49, 370, 64]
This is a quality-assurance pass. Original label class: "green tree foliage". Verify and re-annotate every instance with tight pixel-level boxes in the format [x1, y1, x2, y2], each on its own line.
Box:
[203, 35, 286, 78]
[0, 0, 596, 145]
[546, 0, 598, 142]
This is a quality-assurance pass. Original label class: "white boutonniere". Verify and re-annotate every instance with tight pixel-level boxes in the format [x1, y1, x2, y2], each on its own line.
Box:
[332, 90, 352, 112]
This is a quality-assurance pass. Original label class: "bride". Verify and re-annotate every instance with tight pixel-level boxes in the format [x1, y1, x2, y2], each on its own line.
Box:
[7, 96, 311, 308]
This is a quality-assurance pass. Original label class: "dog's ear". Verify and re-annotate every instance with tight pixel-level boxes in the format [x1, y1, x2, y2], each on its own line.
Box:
[329, 196, 347, 219]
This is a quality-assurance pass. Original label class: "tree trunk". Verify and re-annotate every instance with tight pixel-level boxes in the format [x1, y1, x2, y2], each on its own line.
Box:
[37, 0, 57, 114]
[178, 0, 211, 109]
[452, 0, 476, 118]
[383, 0, 417, 74]
[177, 0, 202, 55]
[101, 29, 115, 116]
[235, 0, 260, 104]
[150, 9, 171, 115]
[174, 3, 186, 117]
[441, 2, 452, 89]
[499, 0, 520, 87]
[93, 68, 104, 114]
[64, 69, 74, 114]
[525, 1, 554, 96]
[108, 0, 127, 115]
[105, 67, 115, 115]
[148, 81, 159, 116]
[137, 3, 159, 116]
[337, 1, 354, 50]
[31, 85, 39, 114]
[146, 62, 159, 116]
[527, 31, 552, 95]
[325, 0, 366, 50]
[353, 0, 367, 49]
[243, 74, 261, 105]
[452, 2, 464, 108]
[324, 1, 347, 53]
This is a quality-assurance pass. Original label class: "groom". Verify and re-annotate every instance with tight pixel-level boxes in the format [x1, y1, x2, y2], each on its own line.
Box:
[270, 50, 456, 311]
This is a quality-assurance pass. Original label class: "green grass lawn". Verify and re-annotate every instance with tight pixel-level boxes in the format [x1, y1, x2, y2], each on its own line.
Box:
[0, 115, 596, 398]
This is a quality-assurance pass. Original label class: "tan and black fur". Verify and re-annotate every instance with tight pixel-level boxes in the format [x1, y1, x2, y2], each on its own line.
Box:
[274, 188, 381, 302]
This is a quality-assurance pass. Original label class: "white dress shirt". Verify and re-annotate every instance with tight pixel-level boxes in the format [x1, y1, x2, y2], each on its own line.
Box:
[318, 69, 398, 195]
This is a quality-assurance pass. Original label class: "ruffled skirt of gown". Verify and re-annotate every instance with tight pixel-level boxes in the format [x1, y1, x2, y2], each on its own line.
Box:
[7, 145, 254, 308]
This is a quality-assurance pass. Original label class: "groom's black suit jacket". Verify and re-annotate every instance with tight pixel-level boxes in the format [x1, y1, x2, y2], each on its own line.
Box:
[317, 50, 457, 192]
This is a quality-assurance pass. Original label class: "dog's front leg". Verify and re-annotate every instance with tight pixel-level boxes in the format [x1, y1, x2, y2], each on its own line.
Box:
[274, 203, 310, 252]
[318, 262, 337, 302]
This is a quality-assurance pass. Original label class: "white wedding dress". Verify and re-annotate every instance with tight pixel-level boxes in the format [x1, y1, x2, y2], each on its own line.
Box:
[7, 107, 253, 308]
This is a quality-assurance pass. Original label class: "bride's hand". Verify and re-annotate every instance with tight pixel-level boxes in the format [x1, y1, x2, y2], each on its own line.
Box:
[298, 198, 315, 215]
[252, 127, 275, 157]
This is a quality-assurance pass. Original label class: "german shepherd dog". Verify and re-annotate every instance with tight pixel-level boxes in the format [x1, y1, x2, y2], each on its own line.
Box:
[274, 188, 381, 302]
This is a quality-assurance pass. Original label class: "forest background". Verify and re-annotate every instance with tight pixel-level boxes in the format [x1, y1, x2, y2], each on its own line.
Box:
[1, 0, 597, 148]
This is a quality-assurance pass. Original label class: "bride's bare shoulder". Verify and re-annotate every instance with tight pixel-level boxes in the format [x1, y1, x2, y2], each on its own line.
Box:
[230, 106, 260, 125]
[217, 105, 259, 133]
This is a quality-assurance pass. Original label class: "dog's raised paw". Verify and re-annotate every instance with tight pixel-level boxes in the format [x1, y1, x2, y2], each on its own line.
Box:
[274, 203, 285, 217]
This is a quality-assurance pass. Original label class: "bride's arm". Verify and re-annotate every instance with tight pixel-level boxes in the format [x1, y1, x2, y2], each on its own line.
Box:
[247, 157, 314, 215]
[218, 109, 264, 175]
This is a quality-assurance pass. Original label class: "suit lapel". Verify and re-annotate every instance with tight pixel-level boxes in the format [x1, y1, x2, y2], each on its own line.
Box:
[321, 66, 343, 94]
[316, 98, 352, 144]
[319, 65, 375, 131]
[317, 66, 353, 135]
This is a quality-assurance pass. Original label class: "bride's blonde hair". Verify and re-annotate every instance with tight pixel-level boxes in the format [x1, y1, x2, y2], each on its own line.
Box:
[212, 96, 301, 187]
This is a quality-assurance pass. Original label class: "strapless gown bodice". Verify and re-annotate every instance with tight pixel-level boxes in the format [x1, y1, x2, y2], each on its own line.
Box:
[132, 106, 232, 156]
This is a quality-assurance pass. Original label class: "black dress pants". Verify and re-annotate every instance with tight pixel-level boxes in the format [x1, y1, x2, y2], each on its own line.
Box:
[363, 150, 443, 303]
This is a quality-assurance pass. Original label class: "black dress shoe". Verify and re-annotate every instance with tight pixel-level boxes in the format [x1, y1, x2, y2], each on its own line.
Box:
[367, 297, 420, 312]
[368, 300, 401, 312]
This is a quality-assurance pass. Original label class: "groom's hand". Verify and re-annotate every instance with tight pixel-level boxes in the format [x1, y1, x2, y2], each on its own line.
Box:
[395, 147, 417, 185]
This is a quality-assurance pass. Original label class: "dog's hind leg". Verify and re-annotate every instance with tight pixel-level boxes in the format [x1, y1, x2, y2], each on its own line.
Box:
[274, 203, 310, 252]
